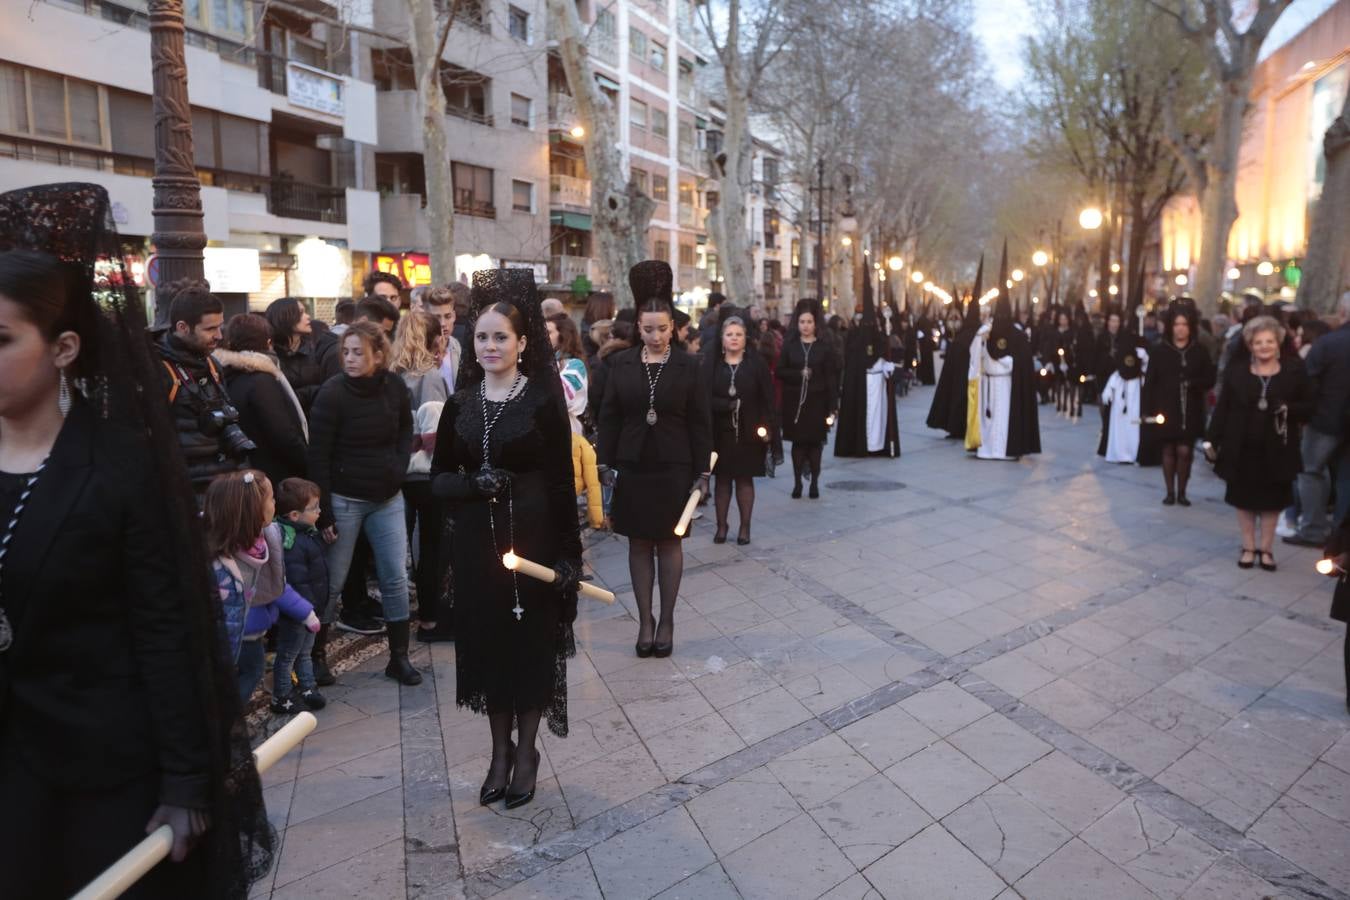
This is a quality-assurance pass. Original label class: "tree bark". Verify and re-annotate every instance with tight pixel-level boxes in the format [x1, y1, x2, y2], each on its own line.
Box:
[548, 0, 653, 306]
[405, 0, 456, 285]
[1298, 88, 1350, 314]
[710, 64, 755, 304]
[1192, 83, 1247, 310]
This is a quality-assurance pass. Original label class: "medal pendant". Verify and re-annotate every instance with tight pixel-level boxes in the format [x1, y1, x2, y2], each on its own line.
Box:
[646, 408, 658, 426]
[1257, 398, 1268, 411]
[728, 385, 737, 398]
[0, 609, 12, 652]
[513, 603, 524, 621]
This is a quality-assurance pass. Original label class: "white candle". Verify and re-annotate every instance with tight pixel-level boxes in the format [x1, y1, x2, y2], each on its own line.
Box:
[674, 452, 719, 536]
[502, 552, 616, 604]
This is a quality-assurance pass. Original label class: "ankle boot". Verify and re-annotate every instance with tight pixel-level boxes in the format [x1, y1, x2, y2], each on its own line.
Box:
[384, 620, 423, 685]
[791, 476, 803, 499]
[311, 624, 336, 687]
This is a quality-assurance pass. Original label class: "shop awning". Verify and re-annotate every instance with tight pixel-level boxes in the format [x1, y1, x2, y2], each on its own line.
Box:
[551, 211, 592, 231]
[595, 73, 620, 91]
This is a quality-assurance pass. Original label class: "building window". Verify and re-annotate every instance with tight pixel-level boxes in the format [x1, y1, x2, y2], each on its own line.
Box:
[184, 0, 250, 38]
[442, 66, 491, 125]
[452, 162, 495, 217]
[595, 9, 616, 40]
[512, 179, 534, 213]
[460, 0, 489, 31]
[653, 239, 670, 260]
[651, 176, 668, 201]
[629, 28, 647, 61]
[679, 243, 696, 266]
[651, 107, 668, 138]
[650, 41, 667, 73]
[508, 6, 530, 41]
[630, 97, 648, 131]
[510, 93, 532, 127]
[631, 167, 649, 194]
[0, 64, 107, 148]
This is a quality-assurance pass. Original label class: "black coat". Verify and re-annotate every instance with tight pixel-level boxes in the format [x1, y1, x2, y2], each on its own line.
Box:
[1304, 323, 1350, 437]
[155, 332, 245, 487]
[1206, 356, 1313, 485]
[276, 332, 340, 414]
[0, 404, 209, 805]
[1142, 340, 1216, 442]
[927, 324, 977, 437]
[307, 371, 413, 530]
[217, 349, 309, 487]
[779, 337, 840, 443]
[598, 346, 713, 469]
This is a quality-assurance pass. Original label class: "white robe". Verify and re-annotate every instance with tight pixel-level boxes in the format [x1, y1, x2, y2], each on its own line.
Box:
[970, 324, 1015, 460]
[1100, 348, 1147, 464]
[866, 358, 896, 452]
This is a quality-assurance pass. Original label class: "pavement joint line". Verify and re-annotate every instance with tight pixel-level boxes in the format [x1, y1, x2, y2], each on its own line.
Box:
[418, 416, 1343, 898]
[400, 646, 465, 899]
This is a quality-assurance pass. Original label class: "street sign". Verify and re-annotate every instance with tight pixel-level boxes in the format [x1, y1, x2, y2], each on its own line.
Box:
[145, 254, 159, 287]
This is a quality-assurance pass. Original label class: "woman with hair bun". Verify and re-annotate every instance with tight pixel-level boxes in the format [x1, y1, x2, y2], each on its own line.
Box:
[598, 261, 712, 658]
[1141, 302, 1216, 506]
[778, 298, 838, 498]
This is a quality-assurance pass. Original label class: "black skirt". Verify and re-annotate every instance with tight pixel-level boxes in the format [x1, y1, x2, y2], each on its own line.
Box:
[713, 424, 767, 478]
[611, 462, 694, 540]
[1222, 439, 1293, 511]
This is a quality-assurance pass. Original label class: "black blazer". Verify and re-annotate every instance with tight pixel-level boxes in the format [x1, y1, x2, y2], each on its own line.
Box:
[0, 404, 210, 805]
[598, 346, 713, 469]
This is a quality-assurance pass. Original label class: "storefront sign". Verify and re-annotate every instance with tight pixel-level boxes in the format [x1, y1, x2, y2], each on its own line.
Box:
[374, 252, 432, 288]
[294, 238, 348, 297]
[203, 247, 262, 293]
[287, 62, 344, 117]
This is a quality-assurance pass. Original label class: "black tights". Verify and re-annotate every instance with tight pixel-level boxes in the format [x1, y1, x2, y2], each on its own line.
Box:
[486, 707, 542, 795]
[629, 538, 684, 644]
[715, 475, 755, 540]
[791, 441, 824, 489]
[1161, 441, 1195, 499]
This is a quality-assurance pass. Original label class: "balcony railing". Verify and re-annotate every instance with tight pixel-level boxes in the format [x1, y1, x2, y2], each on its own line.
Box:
[448, 105, 494, 127]
[550, 174, 592, 209]
[590, 33, 619, 67]
[268, 178, 346, 223]
[549, 92, 578, 130]
[550, 255, 594, 284]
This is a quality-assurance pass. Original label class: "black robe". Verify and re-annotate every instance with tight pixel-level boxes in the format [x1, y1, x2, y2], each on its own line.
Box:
[914, 316, 937, 385]
[927, 323, 977, 437]
[995, 327, 1042, 458]
[835, 321, 899, 457]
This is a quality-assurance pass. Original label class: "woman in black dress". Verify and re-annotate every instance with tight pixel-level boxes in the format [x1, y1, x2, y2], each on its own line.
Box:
[1142, 303, 1216, 506]
[431, 269, 581, 810]
[706, 311, 775, 544]
[778, 299, 838, 499]
[1204, 316, 1312, 571]
[0, 184, 269, 897]
[598, 261, 712, 658]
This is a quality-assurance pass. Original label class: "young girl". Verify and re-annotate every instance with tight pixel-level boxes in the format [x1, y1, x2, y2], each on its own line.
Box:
[203, 470, 318, 703]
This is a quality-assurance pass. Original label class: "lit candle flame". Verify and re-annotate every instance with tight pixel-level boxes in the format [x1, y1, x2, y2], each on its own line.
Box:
[826, 414, 835, 426]
[1154, 414, 1166, 425]
[502, 551, 519, 570]
[757, 426, 768, 439]
[1078, 375, 1086, 383]
[1316, 558, 1335, 576]
[1039, 368, 1048, 376]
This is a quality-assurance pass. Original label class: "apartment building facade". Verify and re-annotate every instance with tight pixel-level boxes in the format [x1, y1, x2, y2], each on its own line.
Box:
[363, 0, 552, 288]
[545, 0, 719, 306]
[0, 0, 384, 318]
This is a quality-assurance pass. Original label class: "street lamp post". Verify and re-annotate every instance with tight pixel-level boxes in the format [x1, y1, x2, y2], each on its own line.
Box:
[148, 0, 206, 326]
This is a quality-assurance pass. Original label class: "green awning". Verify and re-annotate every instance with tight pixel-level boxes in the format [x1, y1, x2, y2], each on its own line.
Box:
[551, 211, 592, 230]
[595, 73, 620, 91]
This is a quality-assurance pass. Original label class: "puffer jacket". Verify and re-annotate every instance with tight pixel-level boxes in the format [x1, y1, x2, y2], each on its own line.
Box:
[307, 370, 413, 530]
[155, 332, 246, 487]
[276, 331, 340, 414]
[277, 520, 329, 611]
[217, 348, 309, 486]
[572, 432, 603, 529]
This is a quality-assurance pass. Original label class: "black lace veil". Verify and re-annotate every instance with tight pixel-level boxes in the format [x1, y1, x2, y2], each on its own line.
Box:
[0, 183, 272, 895]
[456, 267, 561, 398]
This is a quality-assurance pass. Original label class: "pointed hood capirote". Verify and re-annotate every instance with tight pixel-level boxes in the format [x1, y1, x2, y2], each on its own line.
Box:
[988, 239, 1016, 360]
[964, 254, 984, 330]
[629, 259, 675, 313]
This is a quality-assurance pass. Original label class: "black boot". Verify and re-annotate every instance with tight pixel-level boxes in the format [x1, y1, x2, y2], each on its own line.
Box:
[311, 623, 336, 687]
[384, 620, 423, 685]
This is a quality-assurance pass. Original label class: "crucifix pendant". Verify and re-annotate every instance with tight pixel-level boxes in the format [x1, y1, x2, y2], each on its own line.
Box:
[513, 603, 524, 621]
[729, 384, 737, 397]
[1257, 398, 1268, 411]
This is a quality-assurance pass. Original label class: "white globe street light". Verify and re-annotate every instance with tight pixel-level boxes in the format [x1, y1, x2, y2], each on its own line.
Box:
[887, 256, 904, 271]
[911, 271, 924, 283]
[1256, 260, 1275, 277]
[1079, 207, 1104, 230]
[1011, 268, 1024, 282]
[1226, 267, 1241, 281]
[1032, 250, 1049, 267]
[1174, 273, 1189, 287]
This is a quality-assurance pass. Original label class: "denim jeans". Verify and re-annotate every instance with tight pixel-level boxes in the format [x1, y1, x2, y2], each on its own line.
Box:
[324, 493, 410, 624]
[1296, 427, 1344, 541]
[237, 637, 266, 704]
[274, 617, 317, 696]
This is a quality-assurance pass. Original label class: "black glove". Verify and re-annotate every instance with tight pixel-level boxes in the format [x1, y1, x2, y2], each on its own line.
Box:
[692, 474, 710, 498]
[554, 558, 583, 595]
[472, 466, 510, 499]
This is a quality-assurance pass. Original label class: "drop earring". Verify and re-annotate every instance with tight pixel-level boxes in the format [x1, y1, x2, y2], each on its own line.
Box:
[58, 369, 72, 417]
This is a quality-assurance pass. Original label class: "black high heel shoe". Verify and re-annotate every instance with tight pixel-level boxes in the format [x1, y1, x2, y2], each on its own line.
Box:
[1237, 548, 1256, 569]
[791, 483, 803, 499]
[504, 747, 540, 809]
[737, 528, 751, 546]
[1162, 494, 1177, 506]
[808, 482, 820, 499]
[713, 525, 728, 544]
[636, 615, 655, 658]
[480, 740, 515, 805]
[1258, 551, 1277, 572]
[1177, 494, 1192, 507]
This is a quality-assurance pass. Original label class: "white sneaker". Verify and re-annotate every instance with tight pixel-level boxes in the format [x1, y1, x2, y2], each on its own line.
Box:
[1275, 518, 1296, 539]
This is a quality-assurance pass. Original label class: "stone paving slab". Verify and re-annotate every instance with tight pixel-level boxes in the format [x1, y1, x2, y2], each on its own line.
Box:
[253, 380, 1350, 900]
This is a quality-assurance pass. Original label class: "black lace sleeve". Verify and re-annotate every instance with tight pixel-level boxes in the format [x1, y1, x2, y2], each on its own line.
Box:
[430, 392, 477, 500]
[688, 359, 714, 472]
[538, 385, 583, 564]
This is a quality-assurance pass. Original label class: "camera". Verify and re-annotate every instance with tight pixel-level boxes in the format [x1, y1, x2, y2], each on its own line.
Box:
[199, 403, 257, 457]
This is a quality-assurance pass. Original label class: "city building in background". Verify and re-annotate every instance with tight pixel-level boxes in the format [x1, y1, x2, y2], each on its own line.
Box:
[0, 0, 384, 320]
[1161, 0, 1349, 300]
